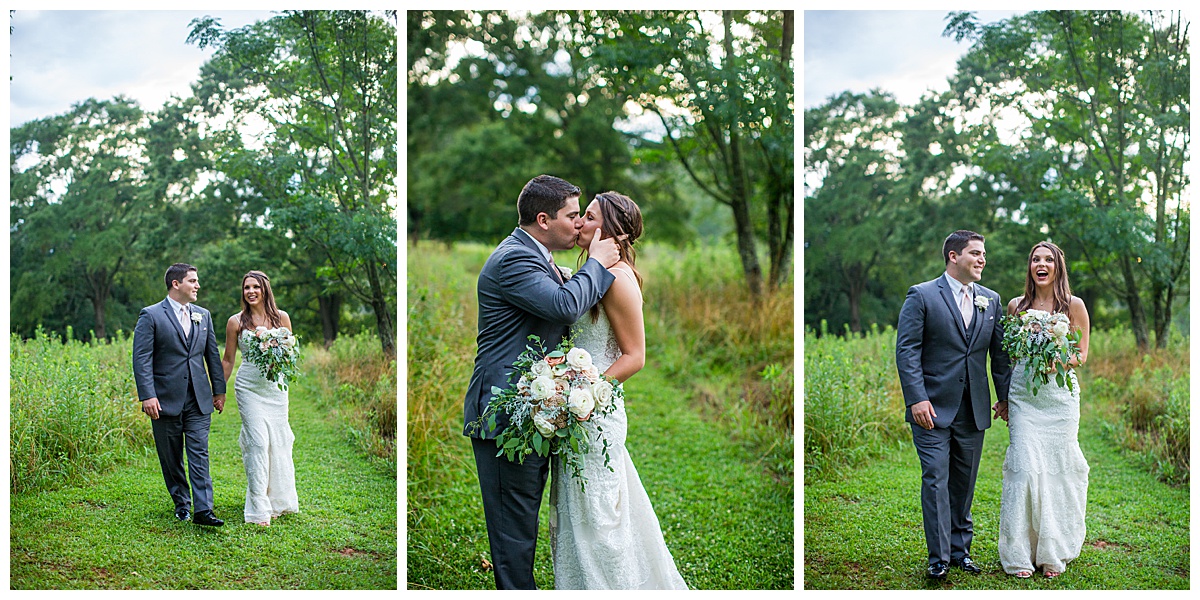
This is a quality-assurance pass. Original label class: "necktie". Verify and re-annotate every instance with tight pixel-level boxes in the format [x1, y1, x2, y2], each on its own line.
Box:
[959, 284, 973, 328]
[549, 255, 563, 284]
[180, 306, 191, 338]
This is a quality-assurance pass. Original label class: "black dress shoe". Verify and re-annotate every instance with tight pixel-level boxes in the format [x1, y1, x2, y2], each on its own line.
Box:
[174, 506, 191, 521]
[193, 510, 224, 527]
[927, 562, 949, 579]
[951, 556, 982, 574]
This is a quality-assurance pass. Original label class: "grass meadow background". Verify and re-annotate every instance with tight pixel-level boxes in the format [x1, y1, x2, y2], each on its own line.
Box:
[9, 329, 397, 589]
[407, 241, 795, 589]
[804, 323, 1189, 589]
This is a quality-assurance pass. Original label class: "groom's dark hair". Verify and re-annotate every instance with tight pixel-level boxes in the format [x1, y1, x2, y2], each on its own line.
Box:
[517, 175, 581, 226]
[942, 230, 985, 264]
[164, 263, 197, 290]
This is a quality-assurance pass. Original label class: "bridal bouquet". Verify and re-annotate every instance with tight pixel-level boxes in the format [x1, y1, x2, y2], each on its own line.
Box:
[1000, 309, 1082, 396]
[470, 334, 623, 490]
[240, 326, 300, 390]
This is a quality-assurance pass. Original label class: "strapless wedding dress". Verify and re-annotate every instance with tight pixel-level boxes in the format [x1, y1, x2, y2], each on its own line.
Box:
[549, 299, 687, 589]
[236, 336, 299, 523]
[998, 360, 1089, 574]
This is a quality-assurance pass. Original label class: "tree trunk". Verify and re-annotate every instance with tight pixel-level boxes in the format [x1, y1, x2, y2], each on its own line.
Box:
[365, 260, 396, 357]
[1118, 255, 1150, 351]
[723, 11, 762, 297]
[318, 291, 343, 348]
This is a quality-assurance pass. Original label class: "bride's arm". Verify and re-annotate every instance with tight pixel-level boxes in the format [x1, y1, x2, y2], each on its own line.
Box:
[280, 310, 292, 331]
[1068, 297, 1090, 367]
[221, 316, 238, 382]
[599, 268, 645, 383]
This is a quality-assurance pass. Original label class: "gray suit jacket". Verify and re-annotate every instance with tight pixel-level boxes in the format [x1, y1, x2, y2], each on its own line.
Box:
[132, 299, 226, 417]
[895, 276, 1011, 430]
[463, 228, 616, 438]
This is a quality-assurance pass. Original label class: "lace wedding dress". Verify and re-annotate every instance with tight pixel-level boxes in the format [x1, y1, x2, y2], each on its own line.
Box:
[549, 298, 688, 589]
[999, 360, 1089, 574]
[236, 335, 300, 524]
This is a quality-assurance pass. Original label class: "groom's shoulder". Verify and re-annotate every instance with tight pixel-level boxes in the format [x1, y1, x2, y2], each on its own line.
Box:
[975, 283, 1001, 298]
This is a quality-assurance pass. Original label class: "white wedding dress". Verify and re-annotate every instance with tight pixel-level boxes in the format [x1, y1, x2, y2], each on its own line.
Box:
[236, 335, 300, 524]
[999, 360, 1089, 574]
[549, 298, 688, 589]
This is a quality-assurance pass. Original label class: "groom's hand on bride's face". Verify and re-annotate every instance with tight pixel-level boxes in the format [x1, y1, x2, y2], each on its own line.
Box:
[911, 400, 936, 430]
[589, 234, 629, 269]
[142, 398, 161, 420]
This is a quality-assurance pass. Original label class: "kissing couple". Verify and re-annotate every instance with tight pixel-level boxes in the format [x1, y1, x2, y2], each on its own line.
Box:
[133, 264, 300, 527]
[897, 230, 1092, 581]
[462, 175, 689, 589]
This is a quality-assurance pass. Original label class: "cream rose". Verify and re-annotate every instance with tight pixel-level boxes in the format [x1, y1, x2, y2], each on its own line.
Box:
[592, 379, 614, 410]
[1051, 319, 1070, 338]
[532, 412, 557, 436]
[567, 347, 592, 371]
[530, 359, 552, 379]
[530, 376, 556, 400]
[567, 387, 595, 419]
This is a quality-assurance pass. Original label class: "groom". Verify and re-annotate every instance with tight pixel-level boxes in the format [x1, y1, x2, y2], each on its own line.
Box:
[463, 174, 623, 589]
[895, 230, 1011, 579]
[133, 263, 227, 527]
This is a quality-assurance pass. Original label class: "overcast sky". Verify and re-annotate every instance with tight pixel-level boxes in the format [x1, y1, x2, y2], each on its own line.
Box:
[804, 10, 1025, 109]
[8, 10, 277, 128]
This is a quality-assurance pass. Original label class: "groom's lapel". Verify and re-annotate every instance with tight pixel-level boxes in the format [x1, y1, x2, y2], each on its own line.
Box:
[966, 285, 986, 348]
[511, 227, 557, 283]
[161, 300, 188, 348]
[937, 279, 969, 341]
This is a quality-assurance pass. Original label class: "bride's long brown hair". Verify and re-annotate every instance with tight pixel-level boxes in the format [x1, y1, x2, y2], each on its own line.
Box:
[237, 270, 283, 332]
[1015, 241, 1073, 316]
[577, 191, 644, 322]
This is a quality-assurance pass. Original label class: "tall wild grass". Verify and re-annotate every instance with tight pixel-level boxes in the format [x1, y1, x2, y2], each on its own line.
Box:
[803, 324, 1190, 485]
[298, 332, 398, 474]
[1086, 328, 1189, 485]
[407, 241, 795, 483]
[10, 329, 151, 494]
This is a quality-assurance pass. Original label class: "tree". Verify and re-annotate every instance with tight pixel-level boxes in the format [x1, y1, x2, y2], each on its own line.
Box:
[945, 10, 1190, 349]
[188, 10, 398, 355]
[589, 10, 794, 295]
[10, 97, 154, 340]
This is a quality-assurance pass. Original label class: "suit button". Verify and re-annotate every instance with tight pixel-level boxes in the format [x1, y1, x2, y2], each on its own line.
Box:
[959, 378, 964, 383]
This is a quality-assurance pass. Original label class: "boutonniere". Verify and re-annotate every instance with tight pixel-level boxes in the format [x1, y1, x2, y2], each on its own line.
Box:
[191, 311, 203, 324]
[974, 295, 990, 312]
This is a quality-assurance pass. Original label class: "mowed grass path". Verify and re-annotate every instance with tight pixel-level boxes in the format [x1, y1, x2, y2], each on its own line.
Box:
[9, 364, 397, 590]
[407, 367, 794, 589]
[804, 409, 1189, 589]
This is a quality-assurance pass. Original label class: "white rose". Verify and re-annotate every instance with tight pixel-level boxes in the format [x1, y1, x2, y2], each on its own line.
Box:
[532, 412, 557, 437]
[530, 376, 556, 400]
[567, 387, 595, 419]
[592, 379, 614, 410]
[974, 295, 989, 312]
[566, 347, 592, 370]
[191, 311, 203, 323]
[530, 359, 552, 379]
[1051, 320, 1070, 337]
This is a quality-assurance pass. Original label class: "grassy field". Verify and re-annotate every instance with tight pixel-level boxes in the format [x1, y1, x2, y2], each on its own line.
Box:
[407, 241, 795, 589]
[803, 325, 1190, 589]
[9, 333, 397, 589]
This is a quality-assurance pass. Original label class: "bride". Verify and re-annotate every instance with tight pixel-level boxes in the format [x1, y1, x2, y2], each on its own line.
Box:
[549, 191, 688, 590]
[221, 270, 300, 526]
[999, 242, 1091, 578]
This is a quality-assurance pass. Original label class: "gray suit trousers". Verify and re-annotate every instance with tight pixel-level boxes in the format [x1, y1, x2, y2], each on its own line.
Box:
[472, 437, 549, 589]
[150, 385, 214, 513]
[910, 389, 985, 566]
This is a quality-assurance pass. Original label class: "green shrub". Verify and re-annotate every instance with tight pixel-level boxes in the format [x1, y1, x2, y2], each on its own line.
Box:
[10, 329, 152, 493]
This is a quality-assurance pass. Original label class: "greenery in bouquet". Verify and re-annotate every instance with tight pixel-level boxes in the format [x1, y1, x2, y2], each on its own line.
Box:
[240, 326, 301, 390]
[470, 333, 623, 490]
[1000, 309, 1082, 396]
